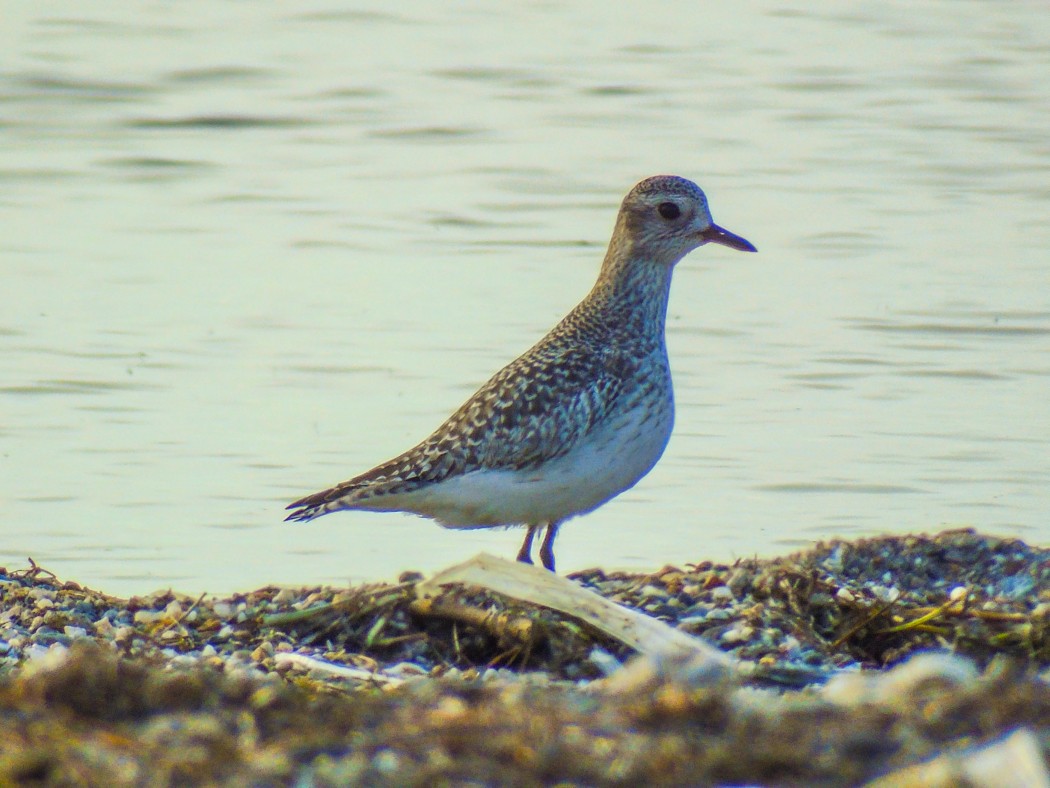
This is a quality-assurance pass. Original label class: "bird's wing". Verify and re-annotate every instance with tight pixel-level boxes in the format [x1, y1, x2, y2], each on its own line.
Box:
[285, 341, 635, 520]
[469, 343, 631, 470]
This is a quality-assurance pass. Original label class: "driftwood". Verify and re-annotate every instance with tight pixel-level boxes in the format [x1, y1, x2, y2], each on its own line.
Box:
[415, 552, 736, 690]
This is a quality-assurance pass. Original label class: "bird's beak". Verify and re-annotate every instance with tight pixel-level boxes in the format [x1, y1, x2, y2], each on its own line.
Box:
[699, 223, 757, 253]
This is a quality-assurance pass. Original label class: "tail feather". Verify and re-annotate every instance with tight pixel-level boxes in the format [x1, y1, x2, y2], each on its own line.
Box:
[285, 472, 411, 522]
[285, 484, 357, 522]
[286, 440, 444, 523]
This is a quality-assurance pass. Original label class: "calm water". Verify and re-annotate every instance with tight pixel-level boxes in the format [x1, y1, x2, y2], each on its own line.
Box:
[3, 2, 1048, 597]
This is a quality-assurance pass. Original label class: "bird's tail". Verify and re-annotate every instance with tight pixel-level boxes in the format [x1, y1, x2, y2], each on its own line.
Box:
[286, 455, 424, 523]
[285, 486, 350, 522]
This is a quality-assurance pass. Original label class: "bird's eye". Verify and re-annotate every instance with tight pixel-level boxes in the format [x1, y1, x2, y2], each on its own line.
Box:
[657, 202, 681, 220]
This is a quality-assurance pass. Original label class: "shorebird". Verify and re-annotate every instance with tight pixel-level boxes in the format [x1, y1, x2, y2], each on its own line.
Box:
[287, 175, 755, 571]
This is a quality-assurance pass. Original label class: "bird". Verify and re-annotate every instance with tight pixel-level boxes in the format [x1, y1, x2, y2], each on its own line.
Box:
[286, 175, 756, 571]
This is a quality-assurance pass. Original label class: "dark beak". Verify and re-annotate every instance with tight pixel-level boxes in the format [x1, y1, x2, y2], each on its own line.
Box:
[699, 223, 757, 253]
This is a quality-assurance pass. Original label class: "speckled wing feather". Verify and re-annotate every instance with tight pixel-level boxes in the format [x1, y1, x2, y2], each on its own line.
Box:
[285, 318, 634, 521]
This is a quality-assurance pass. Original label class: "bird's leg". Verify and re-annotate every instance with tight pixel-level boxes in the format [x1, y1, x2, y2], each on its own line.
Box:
[516, 524, 538, 564]
[539, 522, 560, 572]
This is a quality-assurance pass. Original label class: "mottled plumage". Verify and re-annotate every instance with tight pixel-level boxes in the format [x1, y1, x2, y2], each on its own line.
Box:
[287, 175, 756, 570]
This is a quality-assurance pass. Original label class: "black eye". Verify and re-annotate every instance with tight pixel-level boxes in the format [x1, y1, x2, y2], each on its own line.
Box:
[657, 202, 680, 220]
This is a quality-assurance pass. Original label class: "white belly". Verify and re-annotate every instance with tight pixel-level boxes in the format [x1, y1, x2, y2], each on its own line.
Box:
[374, 400, 675, 528]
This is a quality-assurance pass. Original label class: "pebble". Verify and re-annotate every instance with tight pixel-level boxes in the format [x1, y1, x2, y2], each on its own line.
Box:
[720, 625, 754, 645]
[273, 588, 298, 605]
[710, 586, 734, 604]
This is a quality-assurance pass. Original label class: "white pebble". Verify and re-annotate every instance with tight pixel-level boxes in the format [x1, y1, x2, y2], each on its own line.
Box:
[588, 648, 622, 676]
[25, 642, 66, 663]
[720, 625, 754, 645]
[372, 749, 400, 774]
[273, 588, 297, 605]
[871, 585, 900, 603]
[778, 635, 801, 653]
[710, 586, 734, 603]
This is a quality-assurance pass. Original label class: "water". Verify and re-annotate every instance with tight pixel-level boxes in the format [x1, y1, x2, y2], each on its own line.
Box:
[3, 2, 1048, 597]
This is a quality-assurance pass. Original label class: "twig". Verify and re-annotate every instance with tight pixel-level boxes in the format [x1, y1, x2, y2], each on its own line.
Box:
[409, 597, 537, 646]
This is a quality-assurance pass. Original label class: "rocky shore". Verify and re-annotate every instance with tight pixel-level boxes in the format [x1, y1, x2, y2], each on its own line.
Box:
[1, 529, 1047, 785]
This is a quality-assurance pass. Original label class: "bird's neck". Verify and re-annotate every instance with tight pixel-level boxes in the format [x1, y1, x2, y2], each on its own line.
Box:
[585, 247, 675, 342]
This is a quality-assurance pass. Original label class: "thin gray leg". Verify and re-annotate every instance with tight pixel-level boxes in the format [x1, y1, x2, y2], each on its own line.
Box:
[538, 522, 560, 572]
[516, 524, 538, 564]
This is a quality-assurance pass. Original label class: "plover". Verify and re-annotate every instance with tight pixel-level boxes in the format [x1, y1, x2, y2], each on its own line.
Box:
[287, 175, 756, 571]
